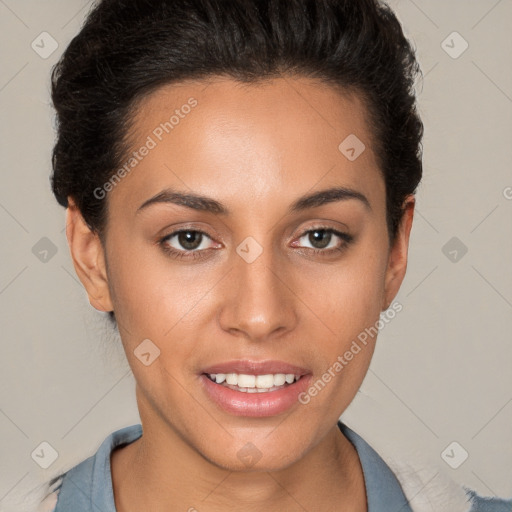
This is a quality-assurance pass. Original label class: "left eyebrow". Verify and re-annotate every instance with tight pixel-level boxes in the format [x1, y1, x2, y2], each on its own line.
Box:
[290, 186, 372, 213]
[136, 185, 372, 215]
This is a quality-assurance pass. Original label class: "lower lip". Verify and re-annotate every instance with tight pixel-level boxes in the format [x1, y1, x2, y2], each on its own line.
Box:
[200, 374, 312, 417]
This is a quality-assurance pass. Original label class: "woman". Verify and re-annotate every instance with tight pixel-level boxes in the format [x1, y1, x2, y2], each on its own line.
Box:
[24, 0, 511, 510]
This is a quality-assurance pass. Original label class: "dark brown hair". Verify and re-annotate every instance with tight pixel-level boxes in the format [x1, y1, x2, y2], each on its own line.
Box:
[50, 0, 424, 321]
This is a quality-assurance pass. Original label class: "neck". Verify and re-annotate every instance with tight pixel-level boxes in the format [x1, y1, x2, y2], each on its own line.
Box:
[111, 401, 367, 512]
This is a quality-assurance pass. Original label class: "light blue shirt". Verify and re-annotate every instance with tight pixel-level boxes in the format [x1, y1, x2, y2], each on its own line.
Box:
[52, 422, 511, 511]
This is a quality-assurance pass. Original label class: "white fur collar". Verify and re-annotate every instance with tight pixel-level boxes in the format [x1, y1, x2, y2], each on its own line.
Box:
[380, 449, 473, 511]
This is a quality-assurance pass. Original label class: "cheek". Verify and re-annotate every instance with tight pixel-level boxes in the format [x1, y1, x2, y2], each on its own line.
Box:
[296, 243, 387, 336]
[298, 260, 385, 415]
[296, 242, 387, 391]
[105, 237, 211, 334]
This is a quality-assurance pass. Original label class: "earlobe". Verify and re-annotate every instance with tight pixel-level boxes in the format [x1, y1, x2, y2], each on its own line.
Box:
[382, 195, 415, 311]
[65, 197, 114, 313]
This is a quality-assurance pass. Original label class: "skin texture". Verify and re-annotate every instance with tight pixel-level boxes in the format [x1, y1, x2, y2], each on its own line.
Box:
[66, 75, 415, 511]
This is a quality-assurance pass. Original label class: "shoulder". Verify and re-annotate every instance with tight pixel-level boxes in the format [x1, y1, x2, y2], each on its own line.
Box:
[24, 472, 511, 512]
[4, 422, 510, 512]
[383, 449, 512, 512]
[339, 420, 511, 512]
[464, 489, 512, 512]
[29, 464, 511, 512]
[1, 424, 142, 512]
[0, 474, 63, 512]
[36, 477, 63, 512]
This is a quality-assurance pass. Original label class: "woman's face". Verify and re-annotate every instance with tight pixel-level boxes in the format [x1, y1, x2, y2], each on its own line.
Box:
[70, 76, 413, 471]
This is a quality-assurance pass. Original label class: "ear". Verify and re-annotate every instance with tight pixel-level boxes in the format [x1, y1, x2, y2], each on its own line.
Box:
[65, 197, 114, 313]
[382, 195, 415, 310]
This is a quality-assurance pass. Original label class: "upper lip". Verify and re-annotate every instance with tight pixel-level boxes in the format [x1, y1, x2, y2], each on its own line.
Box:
[201, 360, 310, 376]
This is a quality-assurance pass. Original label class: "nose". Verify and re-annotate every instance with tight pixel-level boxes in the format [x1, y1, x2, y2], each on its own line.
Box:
[217, 241, 298, 342]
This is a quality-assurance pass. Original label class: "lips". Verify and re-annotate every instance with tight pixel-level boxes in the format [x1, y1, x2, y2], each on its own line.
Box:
[199, 360, 312, 417]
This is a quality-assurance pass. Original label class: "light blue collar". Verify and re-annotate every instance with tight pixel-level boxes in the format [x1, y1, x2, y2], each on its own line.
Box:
[338, 421, 413, 511]
[54, 422, 413, 511]
[54, 423, 142, 512]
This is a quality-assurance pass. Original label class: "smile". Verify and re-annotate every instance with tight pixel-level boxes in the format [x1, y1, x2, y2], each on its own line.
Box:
[205, 372, 302, 393]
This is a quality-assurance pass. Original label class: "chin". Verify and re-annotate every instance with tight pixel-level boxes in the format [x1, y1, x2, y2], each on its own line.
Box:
[198, 438, 304, 474]
[208, 453, 298, 474]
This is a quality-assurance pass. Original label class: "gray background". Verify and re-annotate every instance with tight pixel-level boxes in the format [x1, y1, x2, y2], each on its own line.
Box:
[1, 0, 511, 506]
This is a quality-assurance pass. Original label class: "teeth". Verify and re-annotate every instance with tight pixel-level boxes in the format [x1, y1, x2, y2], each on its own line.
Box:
[256, 374, 274, 388]
[238, 374, 256, 388]
[207, 372, 301, 390]
[273, 374, 286, 386]
[226, 373, 237, 385]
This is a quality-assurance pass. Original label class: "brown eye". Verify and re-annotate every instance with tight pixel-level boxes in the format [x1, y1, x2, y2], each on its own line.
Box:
[307, 229, 332, 249]
[175, 231, 203, 250]
[296, 227, 353, 252]
[161, 229, 214, 255]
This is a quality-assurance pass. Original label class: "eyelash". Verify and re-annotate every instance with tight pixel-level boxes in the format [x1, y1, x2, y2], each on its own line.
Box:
[159, 226, 354, 261]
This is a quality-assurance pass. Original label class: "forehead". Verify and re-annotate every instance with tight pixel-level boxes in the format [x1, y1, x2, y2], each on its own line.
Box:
[110, 75, 384, 216]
